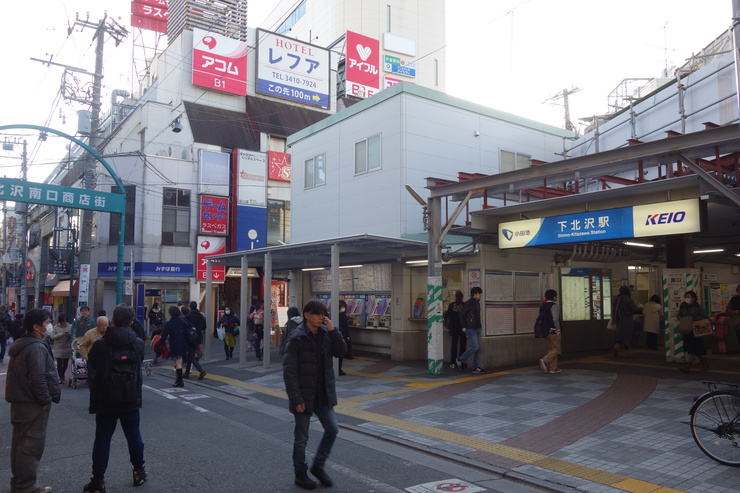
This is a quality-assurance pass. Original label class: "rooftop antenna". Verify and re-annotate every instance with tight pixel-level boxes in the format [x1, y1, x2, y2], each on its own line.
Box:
[543, 87, 581, 133]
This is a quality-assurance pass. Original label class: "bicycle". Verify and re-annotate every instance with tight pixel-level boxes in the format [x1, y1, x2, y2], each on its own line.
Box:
[688, 380, 740, 466]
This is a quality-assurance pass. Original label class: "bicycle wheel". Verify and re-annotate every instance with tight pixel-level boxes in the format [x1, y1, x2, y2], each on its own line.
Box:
[690, 390, 740, 466]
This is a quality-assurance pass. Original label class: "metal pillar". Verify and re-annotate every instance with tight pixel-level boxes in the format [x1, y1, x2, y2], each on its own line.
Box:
[239, 254, 249, 364]
[263, 252, 272, 368]
[426, 196, 444, 375]
[331, 243, 340, 374]
[205, 260, 213, 362]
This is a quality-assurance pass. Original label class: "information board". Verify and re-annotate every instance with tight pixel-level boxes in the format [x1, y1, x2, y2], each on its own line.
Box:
[561, 275, 590, 321]
[516, 305, 541, 334]
[485, 271, 513, 302]
[514, 272, 541, 301]
[485, 305, 515, 335]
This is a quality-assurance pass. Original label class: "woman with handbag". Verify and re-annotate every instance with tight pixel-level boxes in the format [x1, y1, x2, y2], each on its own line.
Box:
[642, 295, 664, 350]
[678, 291, 709, 373]
[218, 306, 240, 360]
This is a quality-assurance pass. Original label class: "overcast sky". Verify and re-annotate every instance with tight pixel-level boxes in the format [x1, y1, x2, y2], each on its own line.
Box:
[0, 0, 733, 182]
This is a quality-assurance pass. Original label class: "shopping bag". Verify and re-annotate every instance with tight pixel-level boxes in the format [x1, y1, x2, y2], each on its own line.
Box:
[606, 318, 616, 331]
[216, 325, 226, 340]
[692, 319, 712, 338]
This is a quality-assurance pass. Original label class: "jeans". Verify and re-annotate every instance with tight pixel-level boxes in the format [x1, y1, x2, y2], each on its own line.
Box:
[292, 406, 338, 474]
[458, 328, 481, 368]
[92, 411, 145, 479]
[10, 402, 50, 493]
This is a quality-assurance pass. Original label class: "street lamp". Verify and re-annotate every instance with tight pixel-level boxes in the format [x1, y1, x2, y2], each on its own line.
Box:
[54, 226, 77, 321]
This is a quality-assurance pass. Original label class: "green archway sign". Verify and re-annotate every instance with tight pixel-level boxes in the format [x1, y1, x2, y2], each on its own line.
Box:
[0, 124, 126, 304]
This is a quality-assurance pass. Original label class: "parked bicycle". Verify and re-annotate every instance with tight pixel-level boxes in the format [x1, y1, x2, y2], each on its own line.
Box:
[689, 381, 740, 466]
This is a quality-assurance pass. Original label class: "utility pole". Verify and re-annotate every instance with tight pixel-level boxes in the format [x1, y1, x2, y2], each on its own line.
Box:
[19, 139, 28, 312]
[1, 200, 6, 306]
[544, 87, 581, 134]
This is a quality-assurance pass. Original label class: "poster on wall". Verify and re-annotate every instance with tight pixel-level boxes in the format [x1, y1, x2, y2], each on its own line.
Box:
[256, 29, 330, 108]
[268, 151, 291, 182]
[235, 206, 267, 251]
[192, 28, 248, 96]
[236, 149, 267, 207]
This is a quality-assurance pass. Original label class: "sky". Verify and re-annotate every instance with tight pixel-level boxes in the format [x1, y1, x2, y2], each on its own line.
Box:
[0, 0, 733, 183]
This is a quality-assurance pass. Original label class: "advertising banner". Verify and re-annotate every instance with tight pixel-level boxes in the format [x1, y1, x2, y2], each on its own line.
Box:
[383, 54, 416, 78]
[0, 177, 125, 213]
[131, 0, 168, 34]
[235, 206, 267, 251]
[256, 30, 330, 108]
[498, 199, 700, 249]
[199, 150, 230, 197]
[236, 149, 267, 207]
[346, 31, 380, 99]
[196, 236, 226, 282]
[268, 151, 292, 182]
[199, 195, 229, 236]
[49, 248, 72, 275]
[192, 27, 248, 96]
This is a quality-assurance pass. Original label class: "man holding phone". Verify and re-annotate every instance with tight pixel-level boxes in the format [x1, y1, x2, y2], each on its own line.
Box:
[283, 300, 347, 490]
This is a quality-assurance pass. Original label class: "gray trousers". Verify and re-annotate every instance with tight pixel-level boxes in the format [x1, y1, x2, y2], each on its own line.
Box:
[10, 402, 51, 493]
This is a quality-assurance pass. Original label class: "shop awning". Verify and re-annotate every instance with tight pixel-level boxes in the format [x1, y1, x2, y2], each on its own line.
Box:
[50, 280, 78, 297]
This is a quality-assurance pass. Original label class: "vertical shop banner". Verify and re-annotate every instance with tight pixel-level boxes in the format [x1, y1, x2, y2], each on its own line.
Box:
[268, 151, 291, 182]
[199, 150, 230, 197]
[256, 30, 330, 108]
[192, 27, 248, 96]
[427, 277, 444, 375]
[78, 264, 90, 304]
[196, 236, 226, 282]
[236, 149, 267, 207]
[131, 0, 168, 33]
[199, 195, 229, 235]
[346, 31, 380, 99]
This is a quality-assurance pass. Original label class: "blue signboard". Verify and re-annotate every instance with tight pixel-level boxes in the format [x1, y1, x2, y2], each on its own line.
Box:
[98, 262, 194, 277]
[384, 63, 416, 77]
[498, 199, 700, 249]
[236, 205, 267, 251]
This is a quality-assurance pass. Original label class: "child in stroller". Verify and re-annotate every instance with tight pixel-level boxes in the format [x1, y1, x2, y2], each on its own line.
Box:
[69, 337, 88, 388]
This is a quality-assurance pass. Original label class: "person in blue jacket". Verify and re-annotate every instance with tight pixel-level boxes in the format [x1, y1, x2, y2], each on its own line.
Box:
[159, 305, 190, 387]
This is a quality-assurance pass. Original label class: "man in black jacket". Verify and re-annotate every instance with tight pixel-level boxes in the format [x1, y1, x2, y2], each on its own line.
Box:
[84, 304, 147, 493]
[457, 286, 485, 374]
[184, 301, 207, 380]
[283, 300, 346, 490]
[5, 308, 60, 493]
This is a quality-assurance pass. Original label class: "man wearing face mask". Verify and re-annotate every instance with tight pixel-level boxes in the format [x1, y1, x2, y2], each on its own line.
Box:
[5, 308, 61, 493]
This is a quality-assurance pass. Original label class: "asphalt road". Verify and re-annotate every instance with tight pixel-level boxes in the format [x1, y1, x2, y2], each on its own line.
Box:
[0, 362, 554, 493]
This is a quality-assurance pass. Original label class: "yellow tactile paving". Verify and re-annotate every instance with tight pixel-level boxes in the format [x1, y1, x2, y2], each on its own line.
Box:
[168, 356, 690, 493]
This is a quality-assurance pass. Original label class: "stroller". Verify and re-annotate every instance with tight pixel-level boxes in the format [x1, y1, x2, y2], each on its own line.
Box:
[69, 337, 88, 389]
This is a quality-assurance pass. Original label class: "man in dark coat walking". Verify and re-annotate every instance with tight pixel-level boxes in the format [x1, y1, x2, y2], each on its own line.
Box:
[283, 300, 346, 490]
[84, 304, 147, 493]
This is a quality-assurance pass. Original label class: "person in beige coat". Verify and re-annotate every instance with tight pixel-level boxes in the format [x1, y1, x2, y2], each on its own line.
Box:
[642, 295, 664, 350]
[50, 314, 73, 383]
[78, 317, 108, 361]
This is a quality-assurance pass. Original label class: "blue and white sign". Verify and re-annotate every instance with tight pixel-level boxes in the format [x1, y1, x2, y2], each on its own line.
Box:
[256, 30, 330, 108]
[498, 199, 700, 249]
[383, 55, 416, 78]
[98, 262, 194, 277]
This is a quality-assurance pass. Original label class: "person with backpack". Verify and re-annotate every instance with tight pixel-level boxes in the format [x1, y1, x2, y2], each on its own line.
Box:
[159, 305, 190, 387]
[72, 306, 96, 339]
[537, 289, 562, 374]
[84, 304, 147, 493]
[184, 301, 207, 380]
[181, 304, 206, 381]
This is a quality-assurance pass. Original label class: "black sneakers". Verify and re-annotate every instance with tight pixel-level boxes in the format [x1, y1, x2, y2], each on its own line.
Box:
[133, 468, 148, 487]
[295, 471, 317, 490]
[310, 465, 333, 487]
[83, 477, 106, 493]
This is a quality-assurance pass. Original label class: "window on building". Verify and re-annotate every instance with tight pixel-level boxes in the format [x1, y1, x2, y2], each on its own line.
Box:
[109, 185, 136, 245]
[500, 150, 531, 173]
[304, 154, 326, 189]
[267, 200, 291, 246]
[162, 188, 191, 245]
[276, 0, 307, 34]
[354, 134, 381, 174]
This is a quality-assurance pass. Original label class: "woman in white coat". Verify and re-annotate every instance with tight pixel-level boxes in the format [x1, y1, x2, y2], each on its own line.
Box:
[642, 295, 664, 350]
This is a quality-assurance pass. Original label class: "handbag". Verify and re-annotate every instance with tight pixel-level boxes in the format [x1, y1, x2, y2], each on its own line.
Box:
[344, 340, 355, 360]
[692, 319, 712, 338]
[232, 325, 240, 336]
[679, 316, 693, 335]
[606, 318, 616, 331]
